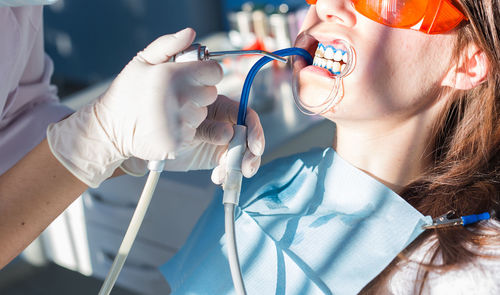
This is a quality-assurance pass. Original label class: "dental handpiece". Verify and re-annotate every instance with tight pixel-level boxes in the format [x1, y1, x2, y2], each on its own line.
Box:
[164, 45, 285, 162]
[172, 43, 287, 63]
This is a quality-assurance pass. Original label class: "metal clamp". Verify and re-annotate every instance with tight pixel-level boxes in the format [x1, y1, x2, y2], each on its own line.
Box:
[423, 210, 492, 230]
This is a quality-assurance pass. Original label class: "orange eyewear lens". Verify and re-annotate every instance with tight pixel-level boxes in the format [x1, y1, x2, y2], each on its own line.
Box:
[352, 0, 427, 28]
[305, 0, 467, 34]
[419, 0, 467, 34]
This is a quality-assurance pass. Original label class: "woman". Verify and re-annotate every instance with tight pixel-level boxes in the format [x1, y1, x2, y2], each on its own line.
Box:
[161, 0, 500, 293]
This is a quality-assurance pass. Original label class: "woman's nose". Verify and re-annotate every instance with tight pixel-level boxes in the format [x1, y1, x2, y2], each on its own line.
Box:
[315, 0, 356, 27]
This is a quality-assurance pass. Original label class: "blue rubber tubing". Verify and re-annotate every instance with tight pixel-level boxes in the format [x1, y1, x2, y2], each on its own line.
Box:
[237, 47, 313, 125]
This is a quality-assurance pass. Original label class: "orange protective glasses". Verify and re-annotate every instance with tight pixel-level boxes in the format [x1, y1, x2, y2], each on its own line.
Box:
[305, 0, 468, 34]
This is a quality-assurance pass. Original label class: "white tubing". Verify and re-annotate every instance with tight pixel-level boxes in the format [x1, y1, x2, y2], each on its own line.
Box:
[222, 125, 247, 294]
[224, 203, 247, 295]
[98, 168, 162, 295]
[223, 125, 247, 205]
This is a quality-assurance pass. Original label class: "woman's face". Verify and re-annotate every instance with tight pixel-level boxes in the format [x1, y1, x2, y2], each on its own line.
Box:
[294, 0, 458, 124]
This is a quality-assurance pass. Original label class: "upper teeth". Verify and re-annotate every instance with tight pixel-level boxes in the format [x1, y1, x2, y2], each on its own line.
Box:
[313, 43, 348, 74]
[324, 47, 334, 59]
[334, 50, 343, 62]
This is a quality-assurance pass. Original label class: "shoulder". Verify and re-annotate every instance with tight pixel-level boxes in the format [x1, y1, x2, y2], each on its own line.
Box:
[426, 240, 500, 294]
[388, 220, 500, 294]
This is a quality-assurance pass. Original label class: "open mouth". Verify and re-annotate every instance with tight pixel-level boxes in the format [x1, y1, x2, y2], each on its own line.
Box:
[314, 43, 348, 75]
[293, 32, 356, 78]
[292, 33, 356, 115]
[313, 41, 355, 77]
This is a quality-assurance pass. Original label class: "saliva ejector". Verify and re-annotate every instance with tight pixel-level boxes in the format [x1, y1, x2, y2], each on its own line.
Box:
[98, 44, 314, 295]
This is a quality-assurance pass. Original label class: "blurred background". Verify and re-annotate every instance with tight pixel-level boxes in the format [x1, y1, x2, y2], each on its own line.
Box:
[44, 0, 307, 96]
[1, 1, 336, 294]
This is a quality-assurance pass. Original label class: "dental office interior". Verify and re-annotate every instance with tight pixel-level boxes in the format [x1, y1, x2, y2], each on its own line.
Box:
[0, 0, 335, 294]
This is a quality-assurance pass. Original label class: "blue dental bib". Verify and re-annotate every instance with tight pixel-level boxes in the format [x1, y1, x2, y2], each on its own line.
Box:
[160, 148, 431, 294]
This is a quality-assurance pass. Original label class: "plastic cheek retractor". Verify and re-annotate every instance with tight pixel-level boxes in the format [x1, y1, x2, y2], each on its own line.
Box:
[292, 39, 356, 115]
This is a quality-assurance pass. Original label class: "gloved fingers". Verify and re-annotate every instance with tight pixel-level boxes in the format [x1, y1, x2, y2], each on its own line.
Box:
[178, 121, 197, 143]
[206, 95, 265, 157]
[206, 95, 238, 124]
[241, 149, 261, 178]
[211, 164, 225, 185]
[244, 107, 265, 157]
[195, 119, 234, 145]
[211, 151, 228, 185]
[178, 84, 218, 107]
[179, 101, 208, 129]
[175, 60, 223, 87]
[136, 28, 196, 65]
[211, 149, 260, 184]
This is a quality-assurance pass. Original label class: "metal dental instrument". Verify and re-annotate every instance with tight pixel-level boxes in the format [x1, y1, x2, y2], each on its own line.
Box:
[422, 210, 492, 229]
[171, 43, 287, 63]
[99, 44, 288, 295]
[208, 50, 287, 62]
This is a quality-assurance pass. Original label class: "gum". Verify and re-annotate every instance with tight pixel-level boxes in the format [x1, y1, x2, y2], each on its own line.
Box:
[318, 43, 347, 55]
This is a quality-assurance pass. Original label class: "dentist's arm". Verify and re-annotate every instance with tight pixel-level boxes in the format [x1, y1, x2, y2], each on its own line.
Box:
[0, 138, 90, 269]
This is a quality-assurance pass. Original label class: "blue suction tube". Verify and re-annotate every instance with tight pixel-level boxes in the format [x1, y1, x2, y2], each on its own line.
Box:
[237, 47, 313, 125]
[222, 48, 313, 295]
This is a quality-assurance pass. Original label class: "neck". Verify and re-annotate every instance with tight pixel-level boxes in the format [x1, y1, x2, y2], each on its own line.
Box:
[332, 110, 441, 194]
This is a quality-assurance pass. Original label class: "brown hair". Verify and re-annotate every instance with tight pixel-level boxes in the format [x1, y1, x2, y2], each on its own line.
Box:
[362, 0, 500, 293]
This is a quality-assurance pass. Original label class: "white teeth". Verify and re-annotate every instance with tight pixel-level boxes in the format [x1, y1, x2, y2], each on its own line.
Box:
[333, 50, 343, 62]
[342, 53, 348, 63]
[313, 57, 322, 67]
[326, 59, 334, 70]
[313, 44, 352, 75]
[312, 42, 353, 78]
[324, 47, 335, 60]
[320, 58, 327, 68]
[315, 48, 324, 58]
[332, 62, 341, 73]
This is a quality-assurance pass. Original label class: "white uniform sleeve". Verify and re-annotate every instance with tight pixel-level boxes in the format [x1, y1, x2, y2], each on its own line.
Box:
[0, 7, 73, 175]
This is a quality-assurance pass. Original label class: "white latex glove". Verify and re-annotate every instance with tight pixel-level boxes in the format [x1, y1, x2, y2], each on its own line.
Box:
[163, 95, 265, 184]
[120, 95, 265, 183]
[47, 28, 222, 188]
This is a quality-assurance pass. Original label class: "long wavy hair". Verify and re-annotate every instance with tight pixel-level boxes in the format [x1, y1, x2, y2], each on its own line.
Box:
[362, 0, 500, 293]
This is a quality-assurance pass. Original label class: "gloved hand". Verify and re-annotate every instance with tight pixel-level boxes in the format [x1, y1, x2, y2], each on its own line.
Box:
[165, 95, 264, 183]
[47, 28, 222, 188]
[120, 95, 265, 184]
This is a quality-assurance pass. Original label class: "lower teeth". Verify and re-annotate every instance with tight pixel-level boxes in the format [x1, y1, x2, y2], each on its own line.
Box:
[313, 57, 345, 75]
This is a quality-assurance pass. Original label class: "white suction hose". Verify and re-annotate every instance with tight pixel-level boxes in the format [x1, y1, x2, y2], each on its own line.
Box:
[98, 160, 165, 295]
[224, 203, 246, 295]
[222, 125, 248, 295]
